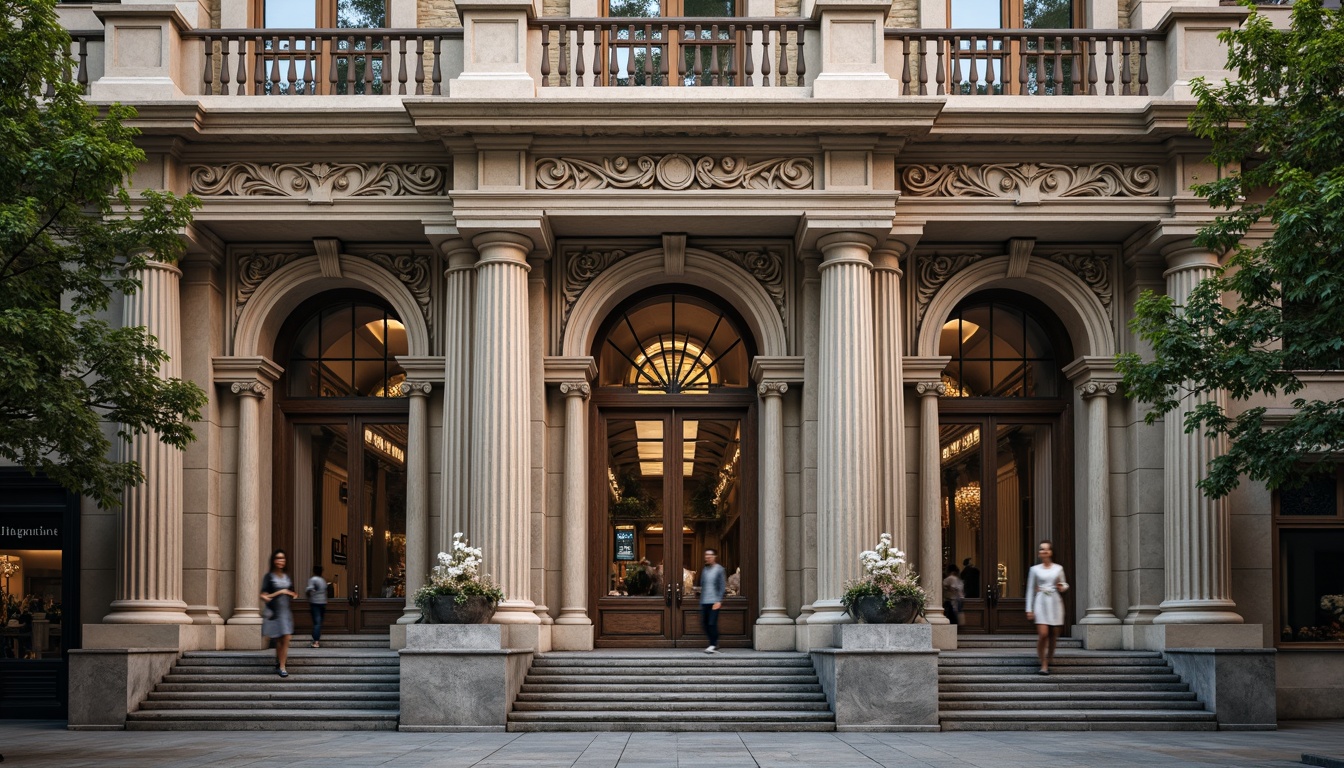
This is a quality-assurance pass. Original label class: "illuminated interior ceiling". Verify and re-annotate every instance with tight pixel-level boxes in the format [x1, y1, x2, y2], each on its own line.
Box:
[600, 293, 749, 392]
[608, 419, 741, 481]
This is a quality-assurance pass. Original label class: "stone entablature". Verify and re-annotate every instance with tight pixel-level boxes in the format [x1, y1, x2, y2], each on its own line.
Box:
[898, 163, 1161, 202]
[536, 155, 816, 191]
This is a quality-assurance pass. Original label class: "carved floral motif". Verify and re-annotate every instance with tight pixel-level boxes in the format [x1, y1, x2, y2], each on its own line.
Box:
[235, 251, 302, 325]
[367, 252, 434, 336]
[191, 163, 448, 201]
[536, 155, 814, 191]
[1044, 252, 1112, 315]
[914, 253, 984, 328]
[713, 248, 788, 329]
[561, 249, 631, 335]
[899, 163, 1160, 202]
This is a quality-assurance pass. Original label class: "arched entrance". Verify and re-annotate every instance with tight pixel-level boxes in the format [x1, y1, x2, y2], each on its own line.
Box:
[937, 290, 1075, 634]
[272, 290, 411, 634]
[590, 287, 758, 647]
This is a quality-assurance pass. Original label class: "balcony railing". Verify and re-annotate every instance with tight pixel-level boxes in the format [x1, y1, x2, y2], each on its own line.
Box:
[48, 32, 102, 95]
[532, 18, 812, 88]
[184, 29, 464, 96]
[884, 29, 1150, 96]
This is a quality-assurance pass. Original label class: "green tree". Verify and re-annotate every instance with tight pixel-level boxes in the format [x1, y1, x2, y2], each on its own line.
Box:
[0, 0, 206, 508]
[1118, 0, 1344, 499]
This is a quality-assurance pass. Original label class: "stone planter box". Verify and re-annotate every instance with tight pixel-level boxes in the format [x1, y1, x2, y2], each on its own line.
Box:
[810, 624, 939, 731]
[398, 624, 533, 732]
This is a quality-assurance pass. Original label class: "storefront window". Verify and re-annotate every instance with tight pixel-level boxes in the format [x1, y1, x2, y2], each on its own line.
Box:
[1278, 469, 1344, 645]
[0, 475, 74, 670]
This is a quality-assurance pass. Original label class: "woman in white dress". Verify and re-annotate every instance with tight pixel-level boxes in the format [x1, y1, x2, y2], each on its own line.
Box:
[1025, 540, 1068, 675]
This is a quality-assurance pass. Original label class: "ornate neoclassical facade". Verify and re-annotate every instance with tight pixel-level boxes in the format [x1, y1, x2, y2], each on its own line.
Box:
[3, 0, 1341, 725]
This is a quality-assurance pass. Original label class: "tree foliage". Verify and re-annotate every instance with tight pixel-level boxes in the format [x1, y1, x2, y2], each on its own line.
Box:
[0, 0, 205, 508]
[1118, 0, 1344, 498]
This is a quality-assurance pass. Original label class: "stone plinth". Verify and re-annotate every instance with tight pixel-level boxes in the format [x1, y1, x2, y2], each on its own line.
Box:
[810, 624, 940, 731]
[398, 624, 533, 731]
[1129, 623, 1264, 651]
[67, 648, 179, 730]
[1165, 648, 1277, 730]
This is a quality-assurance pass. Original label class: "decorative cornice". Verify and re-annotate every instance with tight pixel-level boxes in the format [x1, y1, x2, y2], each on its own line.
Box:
[914, 381, 947, 397]
[558, 381, 591, 399]
[400, 380, 433, 397]
[757, 381, 789, 397]
[1078, 381, 1119, 398]
[230, 380, 269, 398]
[190, 162, 448, 201]
[898, 163, 1160, 202]
[536, 155, 815, 191]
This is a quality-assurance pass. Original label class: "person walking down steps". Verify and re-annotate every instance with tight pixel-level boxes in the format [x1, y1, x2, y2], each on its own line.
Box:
[1025, 540, 1069, 675]
[261, 549, 297, 677]
[306, 565, 328, 648]
[700, 548, 726, 654]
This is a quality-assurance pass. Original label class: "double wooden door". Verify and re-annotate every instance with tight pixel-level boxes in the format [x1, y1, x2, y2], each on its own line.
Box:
[592, 404, 756, 647]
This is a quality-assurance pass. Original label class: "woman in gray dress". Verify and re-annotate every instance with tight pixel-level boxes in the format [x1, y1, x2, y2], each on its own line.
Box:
[261, 549, 298, 677]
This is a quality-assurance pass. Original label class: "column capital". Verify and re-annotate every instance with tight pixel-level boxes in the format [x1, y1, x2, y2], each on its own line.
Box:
[913, 381, 946, 397]
[1078, 380, 1119, 399]
[230, 380, 269, 398]
[750, 355, 806, 385]
[214, 356, 284, 388]
[440, 238, 477, 274]
[558, 381, 591, 399]
[545, 355, 598, 384]
[815, 232, 879, 271]
[1063, 355, 1123, 396]
[400, 380, 434, 397]
[472, 232, 534, 269]
[870, 241, 908, 275]
[1160, 242, 1221, 276]
[758, 381, 789, 398]
[131, 258, 184, 277]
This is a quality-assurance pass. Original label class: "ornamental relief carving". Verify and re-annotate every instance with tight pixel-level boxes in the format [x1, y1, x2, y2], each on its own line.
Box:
[913, 249, 1115, 330]
[191, 162, 448, 201]
[898, 163, 1160, 203]
[710, 247, 788, 331]
[536, 154, 815, 191]
[232, 249, 434, 338]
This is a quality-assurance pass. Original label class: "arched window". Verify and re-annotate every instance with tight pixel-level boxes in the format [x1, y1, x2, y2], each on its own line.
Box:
[287, 300, 408, 397]
[939, 298, 1059, 397]
[596, 292, 750, 393]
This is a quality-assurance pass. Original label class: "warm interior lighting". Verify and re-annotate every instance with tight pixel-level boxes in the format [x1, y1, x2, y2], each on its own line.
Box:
[942, 318, 980, 343]
[645, 524, 694, 534]
[364, 318, 406, 345]
[954, 481, 982, 530]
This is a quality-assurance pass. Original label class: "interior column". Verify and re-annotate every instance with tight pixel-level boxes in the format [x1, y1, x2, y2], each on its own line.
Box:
[399, 381, 432, 624]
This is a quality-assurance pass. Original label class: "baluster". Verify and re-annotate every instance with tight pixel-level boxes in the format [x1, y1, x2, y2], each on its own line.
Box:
[269, 38, 282, 94]
[365, 36, 376, 92]
[934, 38, 945, 95]
[951, 35, 963, 93]
[659, 25, 669, 86]
[432, 35, 442, 95]
[203, 37, 215, 94]
[645, 23, 654, 85]
[1120, 37, 1131, 94]
[917, 37, 928, 95]
[576, 24, 587, 87]
[1138, 36, 1149, 95]
[1052, 35, 1062, 95]
[327, 36, 338, 93]
[541, 24, 552, 87]
[900, 36, 911, 95]
[396, 35, 407, 94]
[594, 26, 604, 86]
[218, 38, 231, 95]
[744, 24, 756, 86]
[310, 36, 321, 94]
[759, 23, 771, 87]
[255, 36, 265, 95]
[414, 36, 425, 94]
[608, 25, 619, 86]
[974, 34, 984, 94]
[708, 25, 720, 86]
[286, 36, 297, 94]
[1103, 36, 1114, 95]
[1070, 35, 1081, 94]
[1086, 35, 1097, 95]
[727, 25, 738, 86]
[777, 24, 789, 86]
[795, 23, 806, 83]
[690, 24, 703, 86]
[1034, 35, 1044, 95]
[623, 24, 635, 83]
[559, 25, 570, 86]
[1015, 34, 1026, 95]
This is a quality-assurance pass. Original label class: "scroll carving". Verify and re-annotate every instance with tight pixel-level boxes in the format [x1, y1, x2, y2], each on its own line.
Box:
[536, 155, 815, 191]
[711, 248, 788, 330]
[367, 252, 434, 336]
[191, 163, 448, 201]
[899, 163, 1160, 202]
[914, 253, 985, 328]
[559, 249, 632, 337]
[1044, 251, 1113, 317]
[235, 251, 301, 325]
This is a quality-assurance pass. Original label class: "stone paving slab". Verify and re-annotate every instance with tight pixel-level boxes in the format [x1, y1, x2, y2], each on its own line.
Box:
[1, 720, 1342, 766]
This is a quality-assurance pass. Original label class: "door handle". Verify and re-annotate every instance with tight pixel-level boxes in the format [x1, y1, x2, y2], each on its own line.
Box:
[665, 583, 673, 607]
[675, 584, 683, 607]
[352, 583, 360, 607]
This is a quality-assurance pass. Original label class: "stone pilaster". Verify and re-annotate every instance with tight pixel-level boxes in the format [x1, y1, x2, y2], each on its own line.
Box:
[811, 233, 878, 630]
[399, 381, 434, 624]
[554, 382, 593, 646]
[798, 254, 822, 637]
[871, 244, 909, 555]
[527, 257, 551, 631]
[225, 380, 267, 630]
[104, 260, 191, 625]
[441, 240, 475, 553]
[1155, 246, 1243, 625]
[757, 381, 792, 633]
[470, 232, 539, 626]
[913, 379, 948, 627]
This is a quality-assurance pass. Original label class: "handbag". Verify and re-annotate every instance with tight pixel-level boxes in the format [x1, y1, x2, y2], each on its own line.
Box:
[261, 573, 275, 621]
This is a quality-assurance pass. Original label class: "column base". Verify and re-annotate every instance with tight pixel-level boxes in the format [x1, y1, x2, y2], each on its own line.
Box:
[1129, 623, 1264, 650]
[102, 599, 192, 625]
[924, 607, 950, 625]
[492, 600, 543, 624]
[185, 606, 224, 625]
[1078, 609, 1122, 625]
[754, 622, 797, 651]
[224, 623, 271, 650]
[398, 607, 422, 624]
[1073, 623, 1124, 650]
[83, 622, 221, 651]
[931, 623, 958, 650]
[1124, 606, 1162, 625]
[1154, 599, 1245, 625]
[552, 623, 595, 651]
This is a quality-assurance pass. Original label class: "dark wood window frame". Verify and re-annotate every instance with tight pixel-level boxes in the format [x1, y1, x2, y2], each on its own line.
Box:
[1273, 463, 1344, 650]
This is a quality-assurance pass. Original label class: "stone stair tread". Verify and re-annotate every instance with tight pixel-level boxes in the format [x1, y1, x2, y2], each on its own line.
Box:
[507, 721, 839, 732]
[156, 682, 400, 692]
[148, 690, 400, 701]
[941, 683, 1189, 692]
[516, 692, 829, 702]
[939, 721, 1219, 732]
[940, 690, 1197, 701]
[531, 657, 812, 667]
[520, 674, 820, 685]
[513, 701, 831, 712]
[939, 701, 1207, 711]
[162, 674, 399, 684]
[520, 683, 824, 693]
[138, 701, 398, 711]
[938, 709, 1215, 721]
[128, 708, 399, 721]
[937, 666, 1174, 675]
[508, 710, 834, 722]
[939, 674, 1181, 684]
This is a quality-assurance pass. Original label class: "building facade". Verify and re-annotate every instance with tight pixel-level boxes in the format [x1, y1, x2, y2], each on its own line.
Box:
[3, 0, 1342, 723]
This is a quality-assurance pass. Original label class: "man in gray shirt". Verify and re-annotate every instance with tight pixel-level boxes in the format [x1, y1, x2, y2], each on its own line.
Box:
[700, 549, 726, 654]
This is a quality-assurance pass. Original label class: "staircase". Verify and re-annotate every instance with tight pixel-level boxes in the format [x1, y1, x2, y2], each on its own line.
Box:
[507, 651, 836, 732]
[939, 635, 1217, 731]
[126, 635, 399, 730]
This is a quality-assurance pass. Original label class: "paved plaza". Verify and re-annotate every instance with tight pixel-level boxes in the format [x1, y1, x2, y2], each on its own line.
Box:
[2, 721, 1343, 767]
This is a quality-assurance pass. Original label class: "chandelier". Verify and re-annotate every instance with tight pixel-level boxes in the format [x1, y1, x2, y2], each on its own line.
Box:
[954, 481, 981, 530]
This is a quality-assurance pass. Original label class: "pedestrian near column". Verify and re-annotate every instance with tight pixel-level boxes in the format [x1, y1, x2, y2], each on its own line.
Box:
[306, 565, 328, 648]
[1025, 540, 1069, 675]
[261, 549, 297, 677]
[943, 563, 964, 626]
[700, 549, 726, 654]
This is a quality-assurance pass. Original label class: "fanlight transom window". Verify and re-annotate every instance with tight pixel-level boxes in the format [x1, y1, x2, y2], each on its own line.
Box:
[597, 292, 750, 393]
[939, 298, 1059, 397]
[288, 300, 408, 397]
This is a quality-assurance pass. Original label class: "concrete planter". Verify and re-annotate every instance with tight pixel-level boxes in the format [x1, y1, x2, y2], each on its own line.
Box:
[398, 624, 533, 731]
[847, 595, 921, 624]
[424, 594, 496, 624]
[811, 624, 939, 731]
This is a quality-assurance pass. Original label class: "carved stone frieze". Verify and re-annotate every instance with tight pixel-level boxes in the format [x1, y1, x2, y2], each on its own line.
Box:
[914, 253, 985, 328]
[1043, 251, 1113, 316]
[706, 247, 788, 331]
[560, 249, 632, 336]
[898, 163, 1160, 202]
[536, 155, 815, 191]
[190, 163, 448, 201]
[235, 251, 302, 326]
[366, 252, 434, 336]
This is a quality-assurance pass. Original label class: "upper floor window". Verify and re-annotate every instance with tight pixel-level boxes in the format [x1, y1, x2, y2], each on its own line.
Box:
[1277, 467, 1344, 646]
[949, 0, 1077, 29]
[604, 0, 741, 86]
[939, 298, 1061, 398]
[287, 300, 407, 398]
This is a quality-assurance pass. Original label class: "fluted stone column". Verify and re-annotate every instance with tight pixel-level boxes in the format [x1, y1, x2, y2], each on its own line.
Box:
[104, 260, 190, 625]
[441, 240, 475, 553]
[757, 382, 792, 643]
[915, 380, 949, 626]
[470, 232, 539, 626]
[553, 381, 593, 649]
[1155, 247, 1243, 625]
[1078, 379, 1121, 627]
[399, 381, 433, 624]
[812, 233, 878, 628]
[872, 245, 909, 554]
[225, 380, 267, 628]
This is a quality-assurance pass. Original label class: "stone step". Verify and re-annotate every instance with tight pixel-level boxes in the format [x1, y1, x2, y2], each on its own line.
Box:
[513, 700, 831, 712]
[940, 682, 1189, 693]
[161, 673, 399, 685]
[138, 698, 399, 711]
[531, 656, 813, 668]
[147, 690, 400, 702]
[939, 673, 1181, 684]
[938, 709, 1216, 722]
[170, 664, 396, 675]
[507, 710, 834, 723]
[125, 709, 398, 731]
[507, 721, 837, 732]
[519, 682, 824, 694]
[526, 666, 816, 677]
[516, 691, 829, 703]
[126, 709, 399, 722]
[957, 636, 1083, 646]
[520, 674, 821, 686]
[939, 655, 1164, 665]
[939, 700, 1207, 712]
[940, 690, 1197, 702]
[292, 635, 390, 648]
[939, 720, 1218, 732]
[156, 681, 400, 693]
[178, 654, 398, 665]
[937, 665, 1175, 676]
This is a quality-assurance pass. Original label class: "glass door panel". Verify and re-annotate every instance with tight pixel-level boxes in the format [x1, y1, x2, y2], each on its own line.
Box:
[941, 421, 987, 631]
[292, 422, 355, 635]
[356, 422, 408, 631]
[677, 416, 749, 646]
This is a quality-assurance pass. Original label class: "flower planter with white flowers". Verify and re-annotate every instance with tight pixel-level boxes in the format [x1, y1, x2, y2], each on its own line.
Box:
[413, 533, 505, 624]
[840, 533, 927, 624]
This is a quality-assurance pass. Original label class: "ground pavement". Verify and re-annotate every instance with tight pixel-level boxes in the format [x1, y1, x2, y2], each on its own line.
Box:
[1, 720, 1343, 767]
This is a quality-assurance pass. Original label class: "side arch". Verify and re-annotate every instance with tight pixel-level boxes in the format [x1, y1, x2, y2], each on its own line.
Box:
[233, 254, 432, 358]
[916, 256, 1115, 359]
[562, 248, 788, 358]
